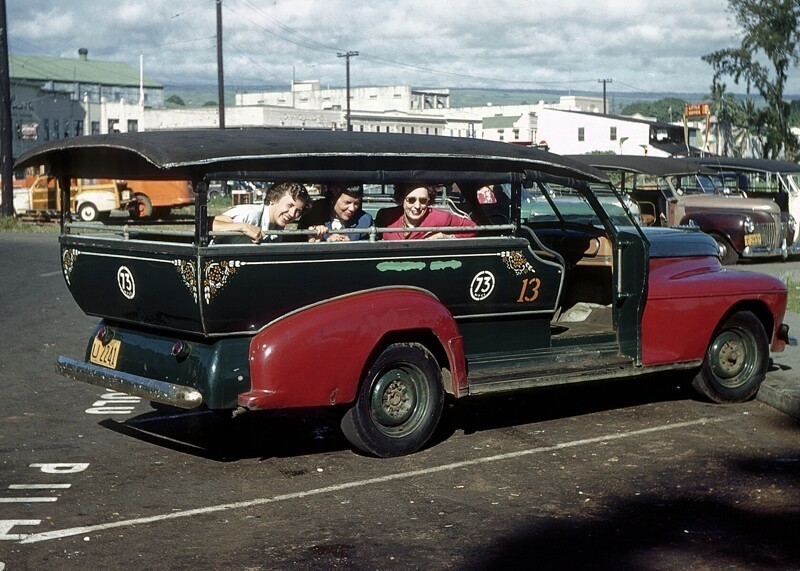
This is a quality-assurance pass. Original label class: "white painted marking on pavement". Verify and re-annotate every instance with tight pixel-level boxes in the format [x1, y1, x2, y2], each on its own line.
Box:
[40, 271, 63, 278]
[0, 498, 58, 503]
[19, 417, 725, 545]
[8, 484, 71, 490]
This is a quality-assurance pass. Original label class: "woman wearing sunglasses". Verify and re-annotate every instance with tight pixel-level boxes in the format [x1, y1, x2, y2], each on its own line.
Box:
[375, 183, 477, 240]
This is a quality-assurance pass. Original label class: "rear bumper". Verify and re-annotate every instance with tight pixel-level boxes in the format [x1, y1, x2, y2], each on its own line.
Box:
[56, 355, 203, 409]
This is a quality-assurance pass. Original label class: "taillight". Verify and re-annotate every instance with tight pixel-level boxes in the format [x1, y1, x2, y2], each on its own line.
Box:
[96, 326, 114, 344]
[171, 340, 191, 360]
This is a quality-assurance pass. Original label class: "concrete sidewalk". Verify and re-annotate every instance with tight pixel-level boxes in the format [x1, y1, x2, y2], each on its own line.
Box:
[757, 310, 800, 420]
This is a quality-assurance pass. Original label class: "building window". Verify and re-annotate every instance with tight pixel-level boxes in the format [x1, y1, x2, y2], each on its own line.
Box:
[411, 127, 415, 134]
[359, 125, 364, 132]
[385, 126, 390, 132]
[578, 127, 585, 142]
[53, 120, 60, 139]
[610, 127, 617, 141]
[43, 118, 50, 141]
[91, 121, 100, 135]
[434, 128, 438, 135]
[513, 129, 519, 140]
[127, 119, 138, 132]
[108, 119, 119, 133]
[75, 120, 83, 136]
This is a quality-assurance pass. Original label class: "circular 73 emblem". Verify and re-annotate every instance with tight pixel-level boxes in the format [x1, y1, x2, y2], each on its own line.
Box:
[470, 270, 495, 301]
[117, 266, 136, 299]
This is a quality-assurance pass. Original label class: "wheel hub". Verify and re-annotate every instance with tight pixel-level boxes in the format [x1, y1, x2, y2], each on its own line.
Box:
[371, 370, 418, 427]
[709, 331, 747, 383]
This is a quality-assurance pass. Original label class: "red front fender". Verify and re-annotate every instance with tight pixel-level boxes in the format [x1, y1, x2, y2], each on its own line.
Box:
[238, 287, 466, 410]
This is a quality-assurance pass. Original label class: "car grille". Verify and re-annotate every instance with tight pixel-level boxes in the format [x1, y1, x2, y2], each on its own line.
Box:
[753, 214, 783, 248]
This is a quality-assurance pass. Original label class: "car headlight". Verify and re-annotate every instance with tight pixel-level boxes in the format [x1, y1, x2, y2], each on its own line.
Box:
[789, 215, 798, 233]
[743, 216, 755, 234]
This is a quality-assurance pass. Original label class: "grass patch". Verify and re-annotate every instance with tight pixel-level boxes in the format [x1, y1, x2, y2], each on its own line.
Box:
[787, 281, 800, 314]
[0, 215, 59, 233]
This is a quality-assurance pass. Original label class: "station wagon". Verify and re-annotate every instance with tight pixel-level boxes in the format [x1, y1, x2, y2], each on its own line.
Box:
[16, 129, 794, 457]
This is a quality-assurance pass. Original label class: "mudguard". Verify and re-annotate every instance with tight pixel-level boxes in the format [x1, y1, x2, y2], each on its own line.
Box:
[238, 287, 467, 410]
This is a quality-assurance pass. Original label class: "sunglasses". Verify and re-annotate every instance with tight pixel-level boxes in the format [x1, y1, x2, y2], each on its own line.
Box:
[404, 196, 429, 206]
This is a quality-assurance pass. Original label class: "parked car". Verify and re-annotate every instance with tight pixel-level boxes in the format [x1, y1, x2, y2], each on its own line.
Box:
[569, 154, 787, 265]
[13, 174, 132, 222]
[16, 130, 794, 457]
[124, 180, 194, 219]
[689, 157, 800, 254]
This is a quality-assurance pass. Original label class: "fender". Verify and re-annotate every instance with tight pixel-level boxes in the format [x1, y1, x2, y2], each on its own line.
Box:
[238, 287, 467, 410]
[680, 211, 747, 253]
[642, 256, 787, 365]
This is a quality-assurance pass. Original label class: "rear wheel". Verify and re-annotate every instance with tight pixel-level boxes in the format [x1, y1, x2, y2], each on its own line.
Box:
[691, 311, 768, 403]
[341, 343, 444, 457]
[133, 193, 153, 218]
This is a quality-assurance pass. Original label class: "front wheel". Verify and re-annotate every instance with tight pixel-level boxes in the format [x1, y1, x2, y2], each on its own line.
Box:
[78, 202, 99, 222]
[341, 343, 444, 457]
[691, 311, 769, 403]
[713, 234, 739, 265]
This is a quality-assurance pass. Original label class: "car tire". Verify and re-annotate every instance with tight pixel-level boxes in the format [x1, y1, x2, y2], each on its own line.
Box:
[691, 311, 769, 403]
[341, 342, 444, 457]
[713, 234, 739, 265]
[78, 202, 99, 222]
[133, 193, 153, 218]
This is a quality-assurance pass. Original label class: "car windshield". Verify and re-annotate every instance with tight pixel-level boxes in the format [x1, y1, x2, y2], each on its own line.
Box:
[519, 181, 637, 229]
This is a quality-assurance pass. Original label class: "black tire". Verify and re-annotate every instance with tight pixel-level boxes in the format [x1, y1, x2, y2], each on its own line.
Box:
[691, 311, 769, 403]
[78, 202, 99, 222]
[341, 343, 444, 457]
[133, 193, 153, 218]
[713, 234, 739, 265]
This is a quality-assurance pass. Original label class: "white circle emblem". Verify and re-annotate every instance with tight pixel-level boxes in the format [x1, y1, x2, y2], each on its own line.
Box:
[117, 266, 136, 299]
[469, 270, 495, 301]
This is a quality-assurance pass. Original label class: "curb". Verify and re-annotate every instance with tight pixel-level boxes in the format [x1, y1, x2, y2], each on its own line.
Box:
[756, 311, 800, 420]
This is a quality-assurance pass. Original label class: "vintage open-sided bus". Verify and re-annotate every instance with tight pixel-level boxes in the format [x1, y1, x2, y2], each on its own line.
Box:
[16, 129, 794, 457]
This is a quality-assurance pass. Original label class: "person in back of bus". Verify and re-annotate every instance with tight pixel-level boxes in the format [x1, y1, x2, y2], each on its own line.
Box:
[375, 183, 477, 240]
[212, 181, 316, 243]
[299, 183, 374, 242]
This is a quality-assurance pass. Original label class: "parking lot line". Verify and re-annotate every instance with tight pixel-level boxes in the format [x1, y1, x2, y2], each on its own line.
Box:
[19, 416, 726, 545]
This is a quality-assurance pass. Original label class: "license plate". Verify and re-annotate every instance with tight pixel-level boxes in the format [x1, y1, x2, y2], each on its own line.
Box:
[90, 338, 121, 369]
[744, 233, 762, 246]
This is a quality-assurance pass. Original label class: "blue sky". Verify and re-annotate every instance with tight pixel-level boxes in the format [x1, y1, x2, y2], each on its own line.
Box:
[8, 0, 791, 95]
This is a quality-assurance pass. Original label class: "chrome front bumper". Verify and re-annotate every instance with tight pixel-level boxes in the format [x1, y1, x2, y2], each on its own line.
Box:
[56, 356, 203, 409]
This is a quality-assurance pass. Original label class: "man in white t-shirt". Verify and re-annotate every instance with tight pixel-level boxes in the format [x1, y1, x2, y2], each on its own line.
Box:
[212, 182, 312, 243]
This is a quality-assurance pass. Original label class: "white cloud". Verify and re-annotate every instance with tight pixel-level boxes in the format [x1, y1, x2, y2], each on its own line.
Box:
[7, 0, 799, 95]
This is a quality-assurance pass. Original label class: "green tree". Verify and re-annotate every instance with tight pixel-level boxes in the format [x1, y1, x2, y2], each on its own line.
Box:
[702, 0, 800, 160]
[166, 95, 186, 107]
[620, 97, 688, 123]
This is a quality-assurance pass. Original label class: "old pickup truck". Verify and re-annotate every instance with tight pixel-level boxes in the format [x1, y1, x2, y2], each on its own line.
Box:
[15, 129, 794, 457]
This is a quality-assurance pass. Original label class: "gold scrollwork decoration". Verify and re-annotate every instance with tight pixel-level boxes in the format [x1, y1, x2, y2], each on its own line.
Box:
[500, 250, 535, 276]
[203, 260, 244, 304]
[62, 248, 80, 285]
[173, 259, 199, 304]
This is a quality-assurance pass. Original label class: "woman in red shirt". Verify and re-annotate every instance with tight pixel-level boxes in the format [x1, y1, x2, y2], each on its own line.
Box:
[375, 183, 477, 240]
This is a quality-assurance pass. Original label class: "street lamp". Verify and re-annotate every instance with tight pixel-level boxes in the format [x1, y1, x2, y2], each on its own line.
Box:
[337, 51, 358, 131]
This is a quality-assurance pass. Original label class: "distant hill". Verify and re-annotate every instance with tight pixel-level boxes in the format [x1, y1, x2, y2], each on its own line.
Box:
[163, 84, 786, 112]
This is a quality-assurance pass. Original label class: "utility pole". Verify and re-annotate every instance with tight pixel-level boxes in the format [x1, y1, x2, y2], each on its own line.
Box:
[597, 78, 612, 115]
[337, 51, 358, 131]
[0, 0, 13, 216]
[216, 0, 225, 129]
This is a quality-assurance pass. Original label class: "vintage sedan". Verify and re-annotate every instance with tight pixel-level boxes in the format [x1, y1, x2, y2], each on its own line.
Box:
[16, 129, 794, 457]
[569, 154, 788, 265]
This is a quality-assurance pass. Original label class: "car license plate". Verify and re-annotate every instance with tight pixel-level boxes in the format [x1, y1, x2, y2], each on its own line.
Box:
[90, 338, 121, 369]
[744, 233, 762, 246]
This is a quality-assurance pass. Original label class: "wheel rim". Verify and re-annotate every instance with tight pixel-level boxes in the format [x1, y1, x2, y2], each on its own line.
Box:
[707, 327, 757, 388]
[716, 238, 728, 260]
[369, 364, 426, 435]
